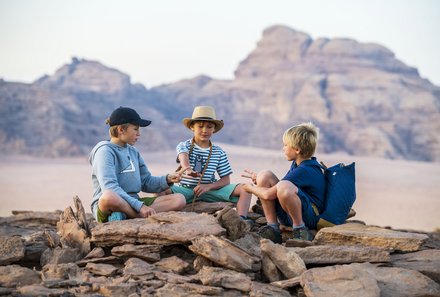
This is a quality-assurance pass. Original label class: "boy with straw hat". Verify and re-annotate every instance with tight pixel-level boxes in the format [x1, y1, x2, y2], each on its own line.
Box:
[169, 106, 252, 220]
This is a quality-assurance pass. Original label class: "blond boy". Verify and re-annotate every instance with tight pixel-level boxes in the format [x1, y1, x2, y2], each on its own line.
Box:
[243, 122, 325, 242]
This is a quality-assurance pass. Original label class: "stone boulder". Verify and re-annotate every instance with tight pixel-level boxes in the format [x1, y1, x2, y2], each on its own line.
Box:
[91, 212, 225, 246]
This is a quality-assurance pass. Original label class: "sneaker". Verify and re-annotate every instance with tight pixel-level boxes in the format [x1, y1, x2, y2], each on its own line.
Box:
[292, 226, 313, 241]
[108, 211, 126, 221]
[257, 225, 282, 244]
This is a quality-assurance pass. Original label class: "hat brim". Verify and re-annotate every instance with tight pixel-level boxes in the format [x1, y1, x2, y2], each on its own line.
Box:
[133, 119, 152, 127]
[183, 118, 224, 133]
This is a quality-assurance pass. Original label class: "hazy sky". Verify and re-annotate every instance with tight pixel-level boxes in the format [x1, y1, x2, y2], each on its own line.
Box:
[1, 0, 439, 87]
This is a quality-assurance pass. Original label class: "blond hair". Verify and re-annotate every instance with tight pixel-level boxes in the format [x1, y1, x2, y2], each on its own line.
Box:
[283, 122, 319, 158]
[106, 118, 130, 138]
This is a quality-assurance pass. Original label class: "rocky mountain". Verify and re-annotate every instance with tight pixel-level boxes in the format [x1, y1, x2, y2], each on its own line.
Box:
[1, 25, 439, 161]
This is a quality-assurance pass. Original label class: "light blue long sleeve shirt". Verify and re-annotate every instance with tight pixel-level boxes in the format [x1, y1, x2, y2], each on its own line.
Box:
[89, 141, 170, 215]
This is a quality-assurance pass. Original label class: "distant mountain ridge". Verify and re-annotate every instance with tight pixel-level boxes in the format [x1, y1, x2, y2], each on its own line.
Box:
[1, 25, 439, 161]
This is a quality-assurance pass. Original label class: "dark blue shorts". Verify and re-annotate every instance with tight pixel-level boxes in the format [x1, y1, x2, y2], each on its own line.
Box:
[275, 188, 319, 229]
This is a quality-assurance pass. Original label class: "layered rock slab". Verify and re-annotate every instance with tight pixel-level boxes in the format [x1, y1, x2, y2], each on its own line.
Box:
[314, 223, 428, 252]
[91, 211, 225, 246]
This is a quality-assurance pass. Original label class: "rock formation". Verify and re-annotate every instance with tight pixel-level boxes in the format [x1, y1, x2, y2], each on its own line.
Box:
[1, 25, 440, 161]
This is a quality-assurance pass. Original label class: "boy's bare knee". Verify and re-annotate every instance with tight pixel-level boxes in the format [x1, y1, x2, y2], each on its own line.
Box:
[277, 181, 298, 201]
[256, 170, 277, 186]
[174, 194, 186, 209]
[99, 190, 119, 206]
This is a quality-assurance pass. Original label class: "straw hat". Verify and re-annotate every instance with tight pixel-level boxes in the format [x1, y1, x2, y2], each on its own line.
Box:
[182, 106, 224, 133]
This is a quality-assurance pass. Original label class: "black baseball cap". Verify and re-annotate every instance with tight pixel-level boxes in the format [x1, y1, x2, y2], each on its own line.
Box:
[108, 107, 151, 127]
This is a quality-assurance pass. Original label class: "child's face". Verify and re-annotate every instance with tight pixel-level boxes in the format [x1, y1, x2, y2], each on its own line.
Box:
[120, 124, 140, 145]
[283, 141, 300, 162]
[191, 121, 215, 143]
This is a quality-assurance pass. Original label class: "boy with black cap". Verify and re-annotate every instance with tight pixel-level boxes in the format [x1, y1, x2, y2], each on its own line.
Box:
[167, 106, 252, 220]
[89, 106, 187, 222]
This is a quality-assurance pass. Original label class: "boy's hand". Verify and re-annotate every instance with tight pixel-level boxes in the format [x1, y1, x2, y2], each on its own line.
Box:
[167, 166, 191, 183]
[182, 168, 201, 178]
[194, 184, 211, 197]
[139, 205, 156, 218]
[242, 183, 254, 193]
[242, 169, 257, 184]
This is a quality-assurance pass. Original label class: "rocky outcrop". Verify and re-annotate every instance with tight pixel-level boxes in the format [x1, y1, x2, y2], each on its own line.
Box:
[1, 26, 440, 161]
[0, 197, 439, 296]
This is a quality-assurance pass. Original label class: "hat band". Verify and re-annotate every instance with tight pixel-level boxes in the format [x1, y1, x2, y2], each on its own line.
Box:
[192, 117, 217, 121]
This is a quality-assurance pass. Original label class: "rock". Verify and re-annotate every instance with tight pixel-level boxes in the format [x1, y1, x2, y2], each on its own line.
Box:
[189, 235, 261, 272]
[155, 256, 189, 274]
[17, 285, 73, 297]
[301, 263, 381, 297]
[0, 211, 61, 227]
[2, 24, 440, 161]
[111, 243, 161, 262]
[85, 263, 118, 277]
[261, 253, 282, 282]
[260, 239, 306, 278]
[301, 262, 440, 297]
[21, 231, 59, 265]
[270, 276, 301, 289]
[99, 283, 137, 297]
[76, 255, 120, 267]
[0, 287, 14, 296]
[391, 249, 440, 283]
[91, 212, 225, 246]
[41, 263, 80, 281]
[247, 212, 262, 221]
[154, 271, 195, 284]
[156, 282, 224, 296]
[0, 265, 41, 287]
[250, 281, 291, 297]
[255, 217, 267, 225]
[285, 238, 316, 248]
[193, 255, 213, 272]
[40, 247, 83, 266]
[123, 257, 155, 277]
[83, 247, 105, 259]
[0, 235, 25, 265]
[196, 266, 252, 292]
[361, 262, 440, 297]
[290, 244, 390, 265]
[233, 233, 262, 258]
[217, 206, 250, 241]
[183, 201, 235, 213]
[57, 206, 90, 255]
[314, 223, 428, 252]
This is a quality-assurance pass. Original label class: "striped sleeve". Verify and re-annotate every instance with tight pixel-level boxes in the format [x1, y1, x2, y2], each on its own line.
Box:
[176, 140, 191, 155]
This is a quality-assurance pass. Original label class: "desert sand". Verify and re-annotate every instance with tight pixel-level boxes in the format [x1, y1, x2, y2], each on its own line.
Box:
[1, 144, 439, 232]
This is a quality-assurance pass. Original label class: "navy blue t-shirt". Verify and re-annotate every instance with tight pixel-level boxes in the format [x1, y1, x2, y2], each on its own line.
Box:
[282, 157, 326, 211]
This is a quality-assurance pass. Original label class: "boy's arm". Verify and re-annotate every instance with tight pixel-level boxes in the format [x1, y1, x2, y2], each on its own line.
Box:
[178, 152, 191, 169]
[243, 184, 278, 200]
[193, 174, 231, 197]
[178, 152, 200, 177]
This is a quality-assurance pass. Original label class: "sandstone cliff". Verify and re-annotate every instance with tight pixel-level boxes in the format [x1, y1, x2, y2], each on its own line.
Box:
[1, 25, 439, 161]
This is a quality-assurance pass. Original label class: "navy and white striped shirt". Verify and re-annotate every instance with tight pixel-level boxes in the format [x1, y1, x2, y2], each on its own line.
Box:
[176, 139, 232, 187]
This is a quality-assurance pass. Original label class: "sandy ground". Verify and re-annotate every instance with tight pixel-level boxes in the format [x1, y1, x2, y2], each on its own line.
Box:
[1, 144, 439, 232]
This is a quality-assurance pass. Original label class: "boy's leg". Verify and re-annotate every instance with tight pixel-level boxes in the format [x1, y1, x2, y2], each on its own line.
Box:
[150, 193, 186, 212]
[276, 180, 303, 226]
[256, 170, 279, 225]
[231, 184, 252, 217]
[276, 181, 314, 241]
[98, 190, 139, 220]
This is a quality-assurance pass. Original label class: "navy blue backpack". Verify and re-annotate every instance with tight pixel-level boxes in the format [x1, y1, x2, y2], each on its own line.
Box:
[316, 162, 356, 229]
